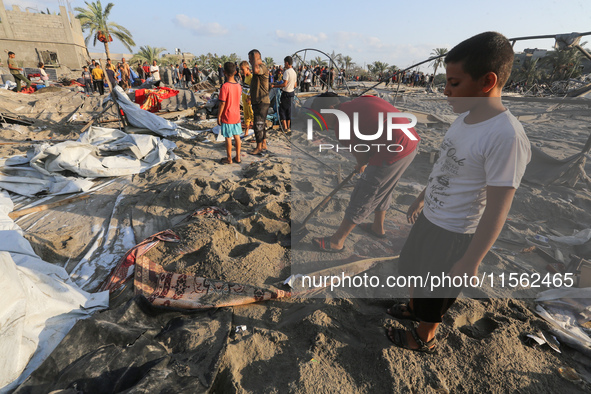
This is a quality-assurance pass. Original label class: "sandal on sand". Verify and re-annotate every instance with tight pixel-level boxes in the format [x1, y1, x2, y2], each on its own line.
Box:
[248, 150, 263, 156]
[313, 236, 345, 253]
[233, 156, 241, 163]
[220, 158, 232, 164]
[387, 302, 418, 322]
[358, 223, 387, 239]
[387, 326, 437, 354]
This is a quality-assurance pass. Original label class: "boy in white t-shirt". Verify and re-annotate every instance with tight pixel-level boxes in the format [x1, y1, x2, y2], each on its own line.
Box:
[387, 32, 531, 353]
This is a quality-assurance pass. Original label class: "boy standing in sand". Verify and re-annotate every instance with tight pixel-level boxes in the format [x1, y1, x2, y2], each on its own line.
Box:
[239, 61, 254, 135]
[218, 62, 242, 164]
[387, 32, 531, 353]
[248, 49, 270, 156]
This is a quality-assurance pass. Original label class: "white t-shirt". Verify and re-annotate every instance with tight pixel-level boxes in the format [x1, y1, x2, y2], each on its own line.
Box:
[304, 70, 312, 83]
[150, 65, 160, 81]
[423, 110, 531, 234]
[282, 67, 297, 92]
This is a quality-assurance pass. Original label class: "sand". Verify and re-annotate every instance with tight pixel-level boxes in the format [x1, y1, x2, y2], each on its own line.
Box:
[2, 83, 591, 392]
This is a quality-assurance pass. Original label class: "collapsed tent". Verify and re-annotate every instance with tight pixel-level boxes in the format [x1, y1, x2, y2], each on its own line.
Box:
[536, 287, 591, 358]
[0, 127, 176, 196]
[0, 191, 109, 393]
[108, 86, 198, 139]
[12, 297, 232, 394]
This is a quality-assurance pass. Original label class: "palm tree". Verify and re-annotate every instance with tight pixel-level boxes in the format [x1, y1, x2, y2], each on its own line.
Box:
[329, 51, 342, 69]
[371, 61, 389, 77]
[75, 1, 135, 60]
[313, 56, 327, 67]
[521, 58, 542, 86]
[429, 48, 448, 85]
[342, 55, 354, 73]
[264, 57, 275, 68]
[543, 48, 582, 81]
[130, 45, 166, 65]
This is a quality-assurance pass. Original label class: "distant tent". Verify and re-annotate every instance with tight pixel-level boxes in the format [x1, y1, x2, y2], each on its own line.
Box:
[523, 132, 591, 187]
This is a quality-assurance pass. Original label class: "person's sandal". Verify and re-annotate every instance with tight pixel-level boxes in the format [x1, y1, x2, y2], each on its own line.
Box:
[387, 302, 419, 322]
[313, 236, 346, 253]
[387, 326, 437, 354]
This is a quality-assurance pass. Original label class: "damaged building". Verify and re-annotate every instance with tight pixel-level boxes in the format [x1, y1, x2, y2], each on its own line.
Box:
[0, 0, 89, 70]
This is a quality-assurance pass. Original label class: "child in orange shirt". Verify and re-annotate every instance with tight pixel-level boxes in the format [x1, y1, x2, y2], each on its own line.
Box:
[217, 62, 242, 164]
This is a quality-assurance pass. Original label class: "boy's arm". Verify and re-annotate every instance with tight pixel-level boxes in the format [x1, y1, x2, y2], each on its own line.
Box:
[407, 188, 426, 223]
[217, 101, 226, 125]
[448, 185, 515, 278]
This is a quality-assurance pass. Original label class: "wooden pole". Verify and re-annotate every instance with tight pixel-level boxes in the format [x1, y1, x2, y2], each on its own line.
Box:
[9, 194, 90, 219]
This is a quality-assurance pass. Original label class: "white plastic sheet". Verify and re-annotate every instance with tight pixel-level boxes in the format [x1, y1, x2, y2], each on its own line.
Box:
[0, 127, 177, 196]
[0, 191, 109, 392]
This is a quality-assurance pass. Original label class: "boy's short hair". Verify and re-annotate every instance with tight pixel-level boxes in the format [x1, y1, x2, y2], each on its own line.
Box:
[248, 49, 261, 58]
[83, 66, 88, 69]
[445, 31, 514, 88]
[239, 60, 249, 69]
[106, 58, 111, 61]
[224, 61, 236, 76]
[284, 56, 293, 66]
[8, 51, 15, 56]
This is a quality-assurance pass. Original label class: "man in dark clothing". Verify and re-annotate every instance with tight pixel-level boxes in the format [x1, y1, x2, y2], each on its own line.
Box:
[182, 62, 193, 89]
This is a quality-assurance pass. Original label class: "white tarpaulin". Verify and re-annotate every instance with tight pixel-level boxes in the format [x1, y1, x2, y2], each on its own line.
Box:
[0, 191, 109, 392]
[30, 127, 177, 178]
[0, 127, 176, 196]
[109, 86, 199, 139]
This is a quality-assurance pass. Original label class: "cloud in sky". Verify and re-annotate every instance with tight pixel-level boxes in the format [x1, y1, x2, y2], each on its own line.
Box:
[174, 14, 228, 36]
[275, 30, 327, 44]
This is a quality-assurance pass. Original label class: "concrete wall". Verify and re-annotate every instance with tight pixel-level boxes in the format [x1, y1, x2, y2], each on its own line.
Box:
[0, 0, 89, 70]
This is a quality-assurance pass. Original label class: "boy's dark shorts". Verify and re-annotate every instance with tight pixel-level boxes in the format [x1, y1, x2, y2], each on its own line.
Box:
[398, 212, 473, 323]
[278, 91, 294, 121]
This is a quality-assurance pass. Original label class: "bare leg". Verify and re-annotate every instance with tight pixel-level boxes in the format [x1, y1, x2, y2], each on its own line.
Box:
[372, 210, 386, 235]
[234, 135, 241, 162]
[225, 138, 232, 163]
[328, 217, 357, 249]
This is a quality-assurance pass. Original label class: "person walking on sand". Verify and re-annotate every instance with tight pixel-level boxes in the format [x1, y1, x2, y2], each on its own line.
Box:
[92, 63, 105, 95]
[7, 52, 31, 92]
[270, 56, 297, 131]
[386, 32, 531, 354]
[248, 49, 270, 156]
[239, 61, 254, 134]
[217, 62, 242, 165]
[312, 94, 420, 252]
[150, 60, 161, 87]
[120, 57, 131, 89]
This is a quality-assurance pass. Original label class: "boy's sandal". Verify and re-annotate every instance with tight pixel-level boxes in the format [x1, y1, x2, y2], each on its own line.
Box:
[219, 158, 232, 164]
[233, 156, 241, 164]
[387, 302, 419, 322]
[313, 236, 346, 253]
[358, 223, 387, 239]
[387, 326, 437, 354]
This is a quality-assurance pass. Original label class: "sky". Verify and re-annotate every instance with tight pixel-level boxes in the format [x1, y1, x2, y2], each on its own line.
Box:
[4, 0, 591, 73]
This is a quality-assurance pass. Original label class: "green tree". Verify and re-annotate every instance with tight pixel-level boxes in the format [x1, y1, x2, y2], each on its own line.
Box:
[342, 55, 354, 73]
[75, 1, 135, 60]
[130, 45, 166, 65]
[543, 47, 583, 81]
[370, 61, 389, 76]
[264, 57, 275, 68]
[429, 48, 448, 86]
[314, 56, 327, 67]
